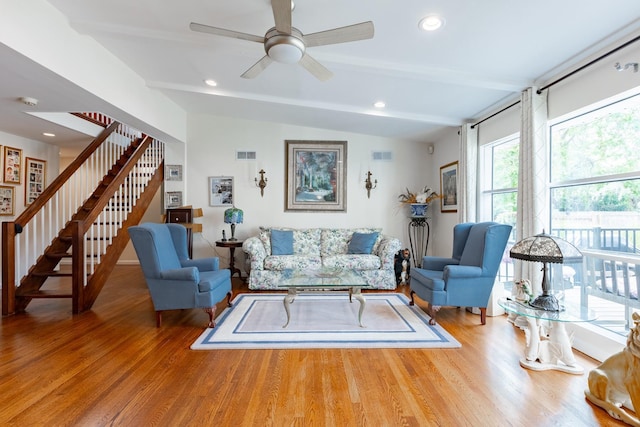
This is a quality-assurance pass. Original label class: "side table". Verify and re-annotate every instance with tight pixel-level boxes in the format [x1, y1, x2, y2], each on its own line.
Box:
[216, 240, 244, 281]
[498, 297, 596, 374]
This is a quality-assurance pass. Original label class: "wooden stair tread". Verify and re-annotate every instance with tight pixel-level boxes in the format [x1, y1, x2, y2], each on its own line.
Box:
[18, 290, 73, 298]
[31, 271, 73, 277]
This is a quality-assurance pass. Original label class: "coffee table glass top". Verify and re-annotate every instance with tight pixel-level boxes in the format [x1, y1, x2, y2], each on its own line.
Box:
[276, 268, 370, 289]
[498, 298, 597, 323]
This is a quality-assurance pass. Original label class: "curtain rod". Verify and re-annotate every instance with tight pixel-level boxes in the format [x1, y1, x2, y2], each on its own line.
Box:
[470, 100, 520, 129]
[537, 33, 640, 94]
[471, 33, 640, 129]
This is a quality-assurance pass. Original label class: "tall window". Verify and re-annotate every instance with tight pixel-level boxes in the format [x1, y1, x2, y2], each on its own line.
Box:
[480, 135, 519, 283]
[550, 92, 640, 334]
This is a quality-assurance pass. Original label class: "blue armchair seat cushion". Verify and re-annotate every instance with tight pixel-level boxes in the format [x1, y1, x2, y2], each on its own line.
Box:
[198, 269, 232, 293]
[411, 267, 445, 292]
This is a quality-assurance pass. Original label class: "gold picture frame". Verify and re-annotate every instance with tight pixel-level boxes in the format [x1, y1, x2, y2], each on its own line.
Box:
[285, 140, 347, 212]
[25, 157, 46, 205]
[4, 146, 22, 184]
[440, 161, 458, 213]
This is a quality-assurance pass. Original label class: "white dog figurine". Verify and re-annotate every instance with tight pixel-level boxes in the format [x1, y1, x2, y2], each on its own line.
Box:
[513, 279, 533, 303]
[585, 312, 640, 426]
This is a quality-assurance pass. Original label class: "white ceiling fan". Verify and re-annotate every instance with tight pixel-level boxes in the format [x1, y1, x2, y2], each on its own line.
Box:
[189, 0, 374, 81]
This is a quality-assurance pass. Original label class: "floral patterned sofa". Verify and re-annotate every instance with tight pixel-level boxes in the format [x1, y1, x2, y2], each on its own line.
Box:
[242, 227, 402, 290]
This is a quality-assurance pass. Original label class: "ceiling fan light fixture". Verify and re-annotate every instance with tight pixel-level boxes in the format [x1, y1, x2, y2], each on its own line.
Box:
[265, 31, 305, 63]
[419, 14, 445, 31]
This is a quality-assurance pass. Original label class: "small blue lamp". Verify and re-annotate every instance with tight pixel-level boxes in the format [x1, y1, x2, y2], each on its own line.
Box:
[224, 207, 244, 241]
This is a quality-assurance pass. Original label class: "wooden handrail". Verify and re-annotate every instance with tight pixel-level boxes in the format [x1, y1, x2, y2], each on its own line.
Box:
[80, 135, 155, 229]
[13, 121, 120, 231]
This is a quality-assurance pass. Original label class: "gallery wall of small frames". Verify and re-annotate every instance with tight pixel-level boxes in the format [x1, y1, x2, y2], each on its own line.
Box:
[0, 145, 47, 216]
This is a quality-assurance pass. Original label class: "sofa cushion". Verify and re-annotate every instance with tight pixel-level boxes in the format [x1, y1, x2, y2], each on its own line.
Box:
[259, 227, 321, 256]
[322, 255, 381, 270]
[292, 228, 322, 256]
[271, 229, 294, 255]
[264, 255, 322, 271]
[347, 232, 379, 254]
[321, 228, 382, 256]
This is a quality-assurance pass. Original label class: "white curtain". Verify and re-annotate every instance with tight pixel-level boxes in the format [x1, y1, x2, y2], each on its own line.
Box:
[458, 123, 478, 223]
[515, 87, 549, 294]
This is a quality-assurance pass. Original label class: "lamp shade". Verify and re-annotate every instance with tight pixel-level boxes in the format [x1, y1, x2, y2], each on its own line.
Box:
[224, 207, 244, 224]
[509, 231, 582, 263]
[509, 230, 582, 311]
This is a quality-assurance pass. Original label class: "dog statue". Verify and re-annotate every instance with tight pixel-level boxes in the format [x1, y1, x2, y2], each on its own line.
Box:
[394, 248, 411, 285]
[585, 312, 640, 426]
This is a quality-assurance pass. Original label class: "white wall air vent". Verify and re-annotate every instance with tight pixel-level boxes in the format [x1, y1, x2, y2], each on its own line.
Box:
[372, 151, 392, 161]
[236, 151, 257, 160]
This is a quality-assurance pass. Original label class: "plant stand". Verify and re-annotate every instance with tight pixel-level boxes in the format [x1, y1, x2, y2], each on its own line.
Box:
[408, 217, 430, 268]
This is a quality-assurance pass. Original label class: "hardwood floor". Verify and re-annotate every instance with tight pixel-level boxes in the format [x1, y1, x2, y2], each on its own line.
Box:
[0, 265, 625, 426]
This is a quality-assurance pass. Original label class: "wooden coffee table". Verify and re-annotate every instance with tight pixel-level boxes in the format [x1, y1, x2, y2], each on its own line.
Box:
[277, 268, 371, 328]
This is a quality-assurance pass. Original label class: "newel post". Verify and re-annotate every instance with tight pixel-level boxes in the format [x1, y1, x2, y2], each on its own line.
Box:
[2, 222, 17, 315]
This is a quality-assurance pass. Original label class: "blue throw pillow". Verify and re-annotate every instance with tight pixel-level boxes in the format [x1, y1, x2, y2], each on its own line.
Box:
[271, 229, 294, 255]
[347, 232, 379, 254]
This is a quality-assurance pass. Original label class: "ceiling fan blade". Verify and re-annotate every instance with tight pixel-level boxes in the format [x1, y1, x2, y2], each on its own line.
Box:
[271, 0, 292, 33]
[241, 55, 274, 79]
[190, 22, 264, 43]
[299, 54, 333, 81]
[303, 21, 374, 47]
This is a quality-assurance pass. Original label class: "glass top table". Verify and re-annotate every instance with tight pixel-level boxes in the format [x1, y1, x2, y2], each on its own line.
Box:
[498, 297, 597, 374]
[276, 268, 371, 328]
[498, 298, 597, 323]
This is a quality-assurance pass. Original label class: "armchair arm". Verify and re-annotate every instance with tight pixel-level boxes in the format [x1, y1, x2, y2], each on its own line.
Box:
[444, 265, 483, 280]
[376, 236, 402, 270]
[422, 256, 459, 271]
[243, 237, 267, 271]
[182, 257, 219, 272]
[161, 266, 200, 282]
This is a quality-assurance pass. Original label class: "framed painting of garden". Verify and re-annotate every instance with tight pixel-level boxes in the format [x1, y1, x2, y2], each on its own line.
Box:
[285, 140, 347, 212]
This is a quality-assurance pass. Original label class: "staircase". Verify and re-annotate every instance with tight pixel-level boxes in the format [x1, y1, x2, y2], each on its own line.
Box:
[2, 114, 165, 315]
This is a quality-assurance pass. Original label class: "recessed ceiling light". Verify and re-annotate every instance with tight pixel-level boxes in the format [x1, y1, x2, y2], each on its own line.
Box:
[374, 101, 386, 108]
[419, 14, 445, 31]
[204, 79, 218, 87]
[43, 132, 55, 137]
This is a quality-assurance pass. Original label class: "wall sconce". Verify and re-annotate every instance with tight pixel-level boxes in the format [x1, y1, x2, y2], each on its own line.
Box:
[364, 170, 377, 199]
[255, 169, 267, 197]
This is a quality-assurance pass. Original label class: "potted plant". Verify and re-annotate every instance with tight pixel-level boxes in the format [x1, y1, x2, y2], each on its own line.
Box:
[398, 186, 441, 217]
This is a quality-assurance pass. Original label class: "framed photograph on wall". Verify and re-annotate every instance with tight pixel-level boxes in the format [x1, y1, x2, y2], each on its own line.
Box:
[165, 191, 183, 208]
[285, 140, 347, 212]
[165, 164, 183, 181]
[440, 161, 459, 213]
[25, 157, 46, 205]
[0, 185, 14, 215]
[209, 176, 233, 206]
[4, 146, 22, 184]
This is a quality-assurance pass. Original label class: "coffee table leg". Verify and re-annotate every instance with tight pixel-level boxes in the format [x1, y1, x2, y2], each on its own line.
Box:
[283, 288, 296, 328]
[351, 288, 366, 328]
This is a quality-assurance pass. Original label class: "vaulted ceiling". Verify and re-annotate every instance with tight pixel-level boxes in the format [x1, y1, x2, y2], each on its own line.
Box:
[2, 1, 640, 152]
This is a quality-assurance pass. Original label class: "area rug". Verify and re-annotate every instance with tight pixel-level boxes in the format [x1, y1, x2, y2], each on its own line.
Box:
[191, 293, 461, 350]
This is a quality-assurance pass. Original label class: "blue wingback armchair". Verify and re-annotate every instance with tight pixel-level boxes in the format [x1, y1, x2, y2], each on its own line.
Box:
[409, 222, 512, 325]
[128, 222, 232, 327]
